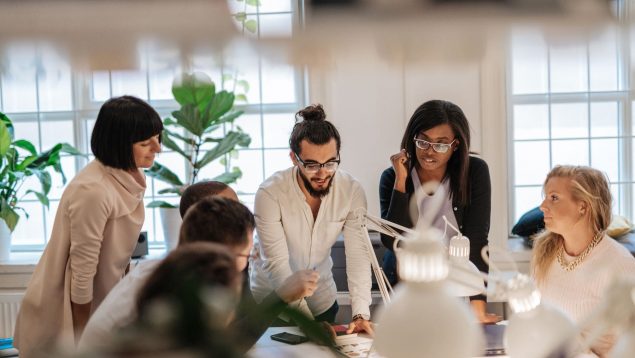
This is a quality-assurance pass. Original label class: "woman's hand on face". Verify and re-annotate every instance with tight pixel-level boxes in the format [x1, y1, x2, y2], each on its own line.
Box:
[390, 149, 409, 182]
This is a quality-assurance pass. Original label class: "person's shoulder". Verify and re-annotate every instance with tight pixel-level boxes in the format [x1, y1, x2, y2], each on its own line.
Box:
[602, 237, 635, 265]
[259, 167, 294, 191]
[380, 167, 396, 180]
[335, 169, 363, 189]
[468, 155, 489, 170]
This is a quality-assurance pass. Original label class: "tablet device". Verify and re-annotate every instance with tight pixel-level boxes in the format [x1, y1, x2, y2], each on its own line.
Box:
[270, 332, 309, 345]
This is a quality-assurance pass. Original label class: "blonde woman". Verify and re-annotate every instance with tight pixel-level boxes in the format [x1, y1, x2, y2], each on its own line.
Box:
[533, 165, 635, 357]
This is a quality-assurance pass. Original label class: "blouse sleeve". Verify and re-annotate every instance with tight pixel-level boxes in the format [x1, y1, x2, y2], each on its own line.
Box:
[67, 183, 112, 304]
[463, 157, 492, 275]
[379, 167, 414, 251]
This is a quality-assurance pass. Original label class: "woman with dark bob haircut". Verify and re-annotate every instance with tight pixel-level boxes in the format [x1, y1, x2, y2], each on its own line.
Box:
[379, 99, 500, 323]
[14, 96, 163, 357]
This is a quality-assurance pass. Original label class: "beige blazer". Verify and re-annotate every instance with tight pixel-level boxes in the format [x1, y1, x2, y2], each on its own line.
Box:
[13, 160, 146, 357]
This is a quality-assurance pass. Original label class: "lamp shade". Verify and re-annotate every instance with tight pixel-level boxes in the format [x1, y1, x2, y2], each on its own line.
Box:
[374, 238, 483, 358]
[447, 234, 486, 297]
[503, 275, 576, 358]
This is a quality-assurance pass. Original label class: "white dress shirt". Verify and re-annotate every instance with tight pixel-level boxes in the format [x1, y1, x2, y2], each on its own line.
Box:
[249, 167, 372, 319]
[78, 259, 159, 350]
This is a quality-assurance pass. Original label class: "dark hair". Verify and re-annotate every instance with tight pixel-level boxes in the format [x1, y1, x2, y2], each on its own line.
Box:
[179, 181, 231, 218]
[179, 197, 255, 247]
[401, 99, 471, 206]
[91, 95, 163, 170]
[135, 242, 241, 321]
[289, 104, 341, 155]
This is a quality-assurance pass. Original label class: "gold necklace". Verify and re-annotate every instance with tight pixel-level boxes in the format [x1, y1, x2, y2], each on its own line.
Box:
[557, 233, 603, 272]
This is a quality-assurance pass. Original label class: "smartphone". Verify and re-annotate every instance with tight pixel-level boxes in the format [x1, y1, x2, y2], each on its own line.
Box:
[270, 332, 309, 345]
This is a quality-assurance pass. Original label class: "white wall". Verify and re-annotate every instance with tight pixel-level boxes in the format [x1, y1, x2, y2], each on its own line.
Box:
[307, 40, 510, 250]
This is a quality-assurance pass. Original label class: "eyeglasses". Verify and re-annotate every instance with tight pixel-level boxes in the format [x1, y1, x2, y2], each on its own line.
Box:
[294, 152, 340, 174]
[413, 137, 456, 153]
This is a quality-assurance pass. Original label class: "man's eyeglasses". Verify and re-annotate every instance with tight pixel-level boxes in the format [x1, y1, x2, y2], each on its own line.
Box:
[413, 137, 456, 154]
[294, 152, 340, 174]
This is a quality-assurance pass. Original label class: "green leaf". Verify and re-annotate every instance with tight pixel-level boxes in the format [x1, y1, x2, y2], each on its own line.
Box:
[16, 155, 38, 171]
[172, 72, 215, 110]
[0, 119, 11, 157]
[235, 94, 248, 103]
[245, 0, 261, 6]
[244, 19, 258, 34]
[26, 190, 49, 208]
[157, 187, 184, 195]
[0, 203, 19, 232]
[161, 130, 190, 161]
[32, 169, 52, 195]
[164, 128, 194, 146]
[236, 80, 250, 93]
[222, 73, 234, 83]
[146, 201, 178, 209]
[217, 110, 244, 125]
[0, 112, 14, 140]
[194, 131, 251, 169]
[207, 91, 235, 126]
[12, 139, 37, 156]
[211, 167, 242, 184]
[59, 143, 82, 156]
[145, 163, 184, 187]
[172, 105, 204, 138]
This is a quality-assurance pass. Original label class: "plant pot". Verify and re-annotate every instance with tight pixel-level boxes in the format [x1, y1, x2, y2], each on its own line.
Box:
[0, 219, 12, 262]
[159, 207, 182, 252]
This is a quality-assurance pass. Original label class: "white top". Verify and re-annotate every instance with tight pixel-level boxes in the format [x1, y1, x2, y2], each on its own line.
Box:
[78, 259, 159, 350]
[249, 167, 372, 319]
[536, 235, 635, 356]
[411, 169, 458, 245]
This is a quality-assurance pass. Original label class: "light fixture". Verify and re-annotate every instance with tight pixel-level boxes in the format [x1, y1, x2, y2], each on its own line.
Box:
[372, 227, 484, 358]
[442, 216, 486, 297]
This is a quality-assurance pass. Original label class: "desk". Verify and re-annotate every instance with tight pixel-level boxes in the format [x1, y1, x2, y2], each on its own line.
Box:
[249, 326, 509, 358]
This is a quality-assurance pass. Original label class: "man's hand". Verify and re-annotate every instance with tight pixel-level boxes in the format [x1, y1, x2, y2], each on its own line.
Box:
[275, 270, 320, 303]
[346, 317, 374, 337]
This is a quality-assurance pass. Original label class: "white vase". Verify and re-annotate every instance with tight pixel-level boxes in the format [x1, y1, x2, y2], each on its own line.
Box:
[0, 219, 12, 262]
[159, 207, 182, 252]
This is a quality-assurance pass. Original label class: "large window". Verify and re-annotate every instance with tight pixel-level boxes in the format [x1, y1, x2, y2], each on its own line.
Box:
[1, 0, 305, 251]
[508, 8, 632, 229]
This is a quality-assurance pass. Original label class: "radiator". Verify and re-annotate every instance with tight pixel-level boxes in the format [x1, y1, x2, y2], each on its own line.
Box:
[0, 293, 22, 339]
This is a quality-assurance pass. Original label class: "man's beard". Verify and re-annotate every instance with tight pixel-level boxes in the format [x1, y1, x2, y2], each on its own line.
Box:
[298, 169, 334, 198]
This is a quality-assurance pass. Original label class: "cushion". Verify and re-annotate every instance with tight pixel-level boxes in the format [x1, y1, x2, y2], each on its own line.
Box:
[607, 215, 633, 238]
[511, 207, 544, 238]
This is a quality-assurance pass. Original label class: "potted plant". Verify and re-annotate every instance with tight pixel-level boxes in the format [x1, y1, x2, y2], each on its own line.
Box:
[0, 112, 80, 261]
[146, 72, 251, 250]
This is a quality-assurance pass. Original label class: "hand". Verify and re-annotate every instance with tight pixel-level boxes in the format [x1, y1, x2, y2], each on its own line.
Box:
[346, 318, 375, 337]
[470, 300, 502, 324]
[390, 149, 409, 192]
[275, 270, 320, 303]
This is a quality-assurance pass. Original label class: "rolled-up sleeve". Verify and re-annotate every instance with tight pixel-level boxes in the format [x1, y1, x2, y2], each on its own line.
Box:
[343, 184, 372, 318]
[67, 184, 111, 304]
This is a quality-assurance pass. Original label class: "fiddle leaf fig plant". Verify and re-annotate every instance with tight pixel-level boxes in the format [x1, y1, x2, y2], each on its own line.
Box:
[146, 72, 251, 208]
[0, 112, 81, 232]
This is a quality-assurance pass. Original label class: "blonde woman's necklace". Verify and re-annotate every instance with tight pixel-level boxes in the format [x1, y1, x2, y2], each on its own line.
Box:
[557, 233, 603, 272]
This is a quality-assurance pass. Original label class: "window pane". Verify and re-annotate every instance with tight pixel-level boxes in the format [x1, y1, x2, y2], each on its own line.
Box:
[233, 114, 262, 148]
[259, 14, 293, 38]
[261, 59, 296, 104]
[232, 149, 263, 194]
[514, 186, 543, 224]
[195, 160, 226, 183]
[151, 152, 188, 194]
[259, 0, 292, 13]
[41, 120, 74, 150]
[589, 27, 618, 92]
[148, 49, 181, 101]
[49, 156, 77, 200]
[590, 138, 618, 182]
[1, 45, 37, 112]
[238, 194, 256, 212]
[92, 71, 111, 102]
[514, 141, 550, 185]
[513, 104, 549, 140]
[12, 202, 46, 246]
[13, 121, 40, 149]
[550, 44, 588, 93]
[149, 69, 178, 101]
[511, 29, 548, 95]
[264, 149, 292, 179]
[552, 139, 589, 166]
[590, 102, 618, 137]
[111, 70, 148, 99]
[38, 49, 73, 111]
[263, 113, 294, 147]
[227, 0, 258, 15]
[551, 103, 588, 139]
